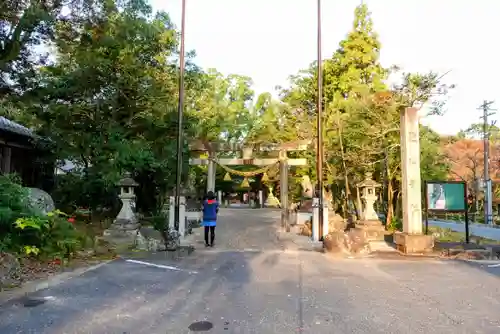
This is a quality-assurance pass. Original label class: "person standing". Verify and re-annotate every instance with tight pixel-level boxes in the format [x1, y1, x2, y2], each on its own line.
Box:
[202, 191, 219, 247]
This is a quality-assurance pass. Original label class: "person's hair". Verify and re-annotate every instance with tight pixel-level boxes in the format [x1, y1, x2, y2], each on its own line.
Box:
[206, 191, 216, 200]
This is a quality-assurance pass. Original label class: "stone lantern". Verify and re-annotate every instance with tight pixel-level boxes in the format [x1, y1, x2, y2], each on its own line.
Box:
[357, 172, 381, 221]
[104, 172, 140, 243]
[353, 171, 385, 242]
[114, 172, 139, 229]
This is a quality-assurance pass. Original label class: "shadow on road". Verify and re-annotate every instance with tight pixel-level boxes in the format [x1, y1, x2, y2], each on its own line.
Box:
[0, 249, 258, 333]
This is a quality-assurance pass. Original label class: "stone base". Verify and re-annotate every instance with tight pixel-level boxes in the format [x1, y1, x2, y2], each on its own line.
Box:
[394, 232, 434, 254]
[323, 230, 370, 256]
[113, 219, 139, 230]
[103, 227, 139, 247]
[135, 226, 167, 252]
[353, 220, 385, 242]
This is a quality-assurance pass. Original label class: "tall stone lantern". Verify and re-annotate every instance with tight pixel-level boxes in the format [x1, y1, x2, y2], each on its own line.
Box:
[354, 172, 384, 241]
[358, 172, 381, 221]
[104, 172, 140, 243]
[115, 172, 139, 227]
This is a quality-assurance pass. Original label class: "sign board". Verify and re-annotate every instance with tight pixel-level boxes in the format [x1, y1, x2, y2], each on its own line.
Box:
[424, 180, 469, 243]
[425, 181, 467, 212]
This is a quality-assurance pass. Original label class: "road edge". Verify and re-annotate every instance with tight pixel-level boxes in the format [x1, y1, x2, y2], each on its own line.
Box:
[0, 260, 114, 306]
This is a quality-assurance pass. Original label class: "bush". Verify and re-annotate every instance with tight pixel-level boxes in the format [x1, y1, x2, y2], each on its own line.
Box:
[387, 217, 402, 232]
[13, 210, 81, 260]
[0, 174, 30, 250]
[150, 213, 168, 232]
[0, 175, 82, 260]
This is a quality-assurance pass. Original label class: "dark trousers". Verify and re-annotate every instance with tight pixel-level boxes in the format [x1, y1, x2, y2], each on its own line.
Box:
[204, 226, 215, 245]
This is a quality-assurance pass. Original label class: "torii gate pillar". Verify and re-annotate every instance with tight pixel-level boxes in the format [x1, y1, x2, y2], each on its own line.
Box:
[207, 151, 216, 193]
[279, 150, 290, 231]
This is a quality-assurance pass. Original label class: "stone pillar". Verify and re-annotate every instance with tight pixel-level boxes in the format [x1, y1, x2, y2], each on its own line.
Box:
[258, 190, 263, 208]
[312, 198, 320, 241]
[322, 203, 329, 237]
[1, 146, 11, 174]
[207, 151, 216, 193]
[279, 150, 289, 231]
[395, 107, 434, 253]
[169, 196, 175, 230]
[401, 107, 422, 234]
[217, 190, 222, 204]
[178, 196, 186, 237]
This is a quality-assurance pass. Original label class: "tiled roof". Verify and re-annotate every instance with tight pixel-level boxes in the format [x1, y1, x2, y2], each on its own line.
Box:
[0, 117, 34, 138]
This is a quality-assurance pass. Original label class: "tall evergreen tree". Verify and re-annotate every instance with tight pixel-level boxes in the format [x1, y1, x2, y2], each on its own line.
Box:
[324, 3, 387, 102]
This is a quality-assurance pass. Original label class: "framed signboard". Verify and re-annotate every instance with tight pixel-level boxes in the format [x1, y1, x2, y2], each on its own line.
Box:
[425, 181, 467, 212]
[424, 180, 469, 243]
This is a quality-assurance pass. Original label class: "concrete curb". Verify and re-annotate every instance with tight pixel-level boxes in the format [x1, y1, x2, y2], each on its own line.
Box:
[0, 260, 114, 306]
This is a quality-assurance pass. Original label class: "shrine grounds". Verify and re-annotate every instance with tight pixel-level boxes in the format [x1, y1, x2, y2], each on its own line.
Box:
[1, 208, 500, 333]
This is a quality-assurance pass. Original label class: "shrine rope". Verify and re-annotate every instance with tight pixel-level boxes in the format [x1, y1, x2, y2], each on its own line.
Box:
[212, 159, 278, 177]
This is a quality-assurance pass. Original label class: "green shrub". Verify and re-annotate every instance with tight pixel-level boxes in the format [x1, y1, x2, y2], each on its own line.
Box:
[150, 213, 167, 232]
[387, 217, 402, 232]
[0, 174, 31, 251]
[0, 174, 29, 233]
[14, 210, 81, 259]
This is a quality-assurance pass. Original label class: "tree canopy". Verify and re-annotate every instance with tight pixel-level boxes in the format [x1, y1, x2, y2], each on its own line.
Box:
[0, 1, 457, 225]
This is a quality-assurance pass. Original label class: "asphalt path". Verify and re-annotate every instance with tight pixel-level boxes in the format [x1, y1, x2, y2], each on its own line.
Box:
[1, 209, 500, 333]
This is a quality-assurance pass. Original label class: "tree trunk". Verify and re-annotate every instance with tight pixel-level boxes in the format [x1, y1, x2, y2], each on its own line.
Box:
[356, 185, 362, 220]
[386, 180, 394, 226]
[395, 189, 402, 219]
[337, 110, 350, 218]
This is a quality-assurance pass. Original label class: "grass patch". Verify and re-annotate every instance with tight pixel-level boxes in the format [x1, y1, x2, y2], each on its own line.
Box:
[428, 226, 500, 245]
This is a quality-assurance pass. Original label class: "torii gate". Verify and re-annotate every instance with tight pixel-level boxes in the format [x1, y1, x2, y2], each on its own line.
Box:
[188, 140, 310, 229]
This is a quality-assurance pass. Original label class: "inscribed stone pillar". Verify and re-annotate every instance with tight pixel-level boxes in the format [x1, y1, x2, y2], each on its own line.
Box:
[400, 107, 422, 234]
[395, 107, 434, 253]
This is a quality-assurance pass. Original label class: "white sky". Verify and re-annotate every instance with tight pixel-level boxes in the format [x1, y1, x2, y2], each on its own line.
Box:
[152, 0, 500, 135]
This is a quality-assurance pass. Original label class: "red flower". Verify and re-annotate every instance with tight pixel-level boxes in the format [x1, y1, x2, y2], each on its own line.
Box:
[67, 217, 75, 223]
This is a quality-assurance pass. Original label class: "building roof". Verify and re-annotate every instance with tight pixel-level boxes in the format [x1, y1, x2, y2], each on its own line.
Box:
[0, 116, 34, 138]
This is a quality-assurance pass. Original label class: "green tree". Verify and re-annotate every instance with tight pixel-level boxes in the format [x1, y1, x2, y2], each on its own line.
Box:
[20, 0, 197, 213]
[279, 3, 454, 222]
[0, 0, 65, 99]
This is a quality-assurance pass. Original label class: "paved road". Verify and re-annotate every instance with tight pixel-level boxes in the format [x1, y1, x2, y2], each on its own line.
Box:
[2, 209, 500, 333]
[428, 219, 500, 240]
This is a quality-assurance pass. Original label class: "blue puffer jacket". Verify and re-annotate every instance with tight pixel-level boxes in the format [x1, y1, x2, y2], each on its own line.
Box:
[202, 199, 219, 221]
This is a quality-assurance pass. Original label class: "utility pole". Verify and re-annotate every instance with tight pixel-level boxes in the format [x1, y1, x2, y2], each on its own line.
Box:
[316, 0, 324, 239]
[479, 100, 496, 225]
[174, 0, 187, 232]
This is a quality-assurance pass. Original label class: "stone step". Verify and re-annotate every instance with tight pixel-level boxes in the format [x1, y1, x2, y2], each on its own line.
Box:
[369, 241, 398, 253]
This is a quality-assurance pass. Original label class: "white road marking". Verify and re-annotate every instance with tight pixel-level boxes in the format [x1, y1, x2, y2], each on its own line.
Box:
[125, 259, 198, 274]
[487, 263, 500, 268]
